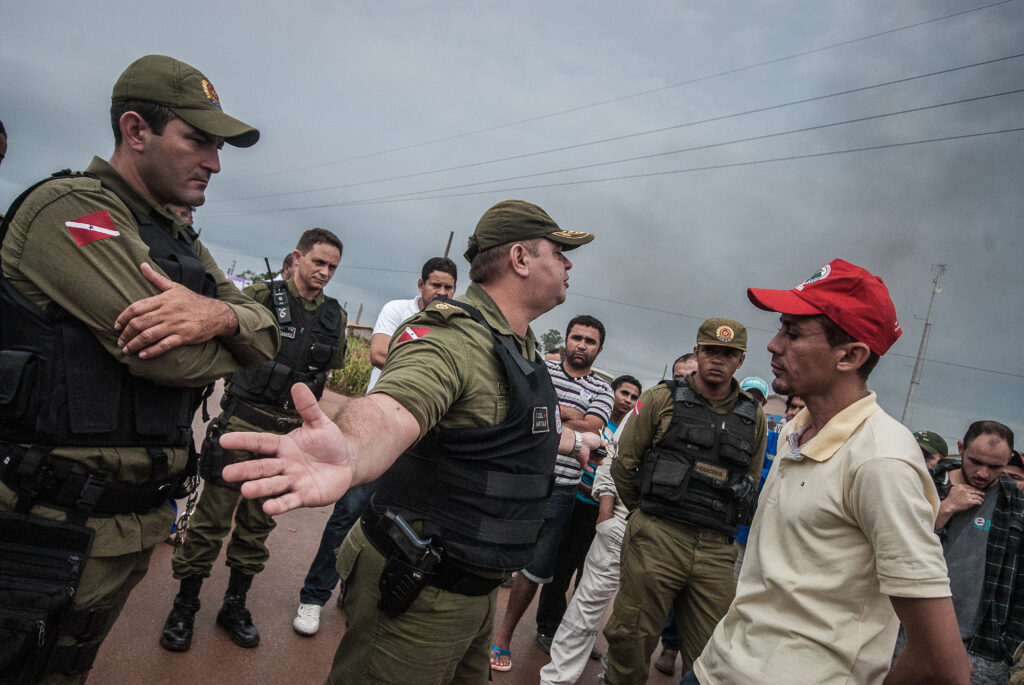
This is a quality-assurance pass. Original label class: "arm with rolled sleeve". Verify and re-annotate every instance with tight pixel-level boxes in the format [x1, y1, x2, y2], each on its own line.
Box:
[2, 183, 278, 388]
[195, 240, 280, 370]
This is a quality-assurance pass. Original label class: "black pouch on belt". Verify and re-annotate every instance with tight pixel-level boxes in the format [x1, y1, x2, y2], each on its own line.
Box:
[0, 511, 97, 683]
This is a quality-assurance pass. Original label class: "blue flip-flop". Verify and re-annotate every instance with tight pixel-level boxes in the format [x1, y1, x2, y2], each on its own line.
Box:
[490, 644, 512, 672]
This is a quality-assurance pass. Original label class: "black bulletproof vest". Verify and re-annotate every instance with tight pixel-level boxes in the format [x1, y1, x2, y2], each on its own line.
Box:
[0, 171, 217, 447]
[638, 380, 760, 535]
[226, 280, 342, 409]
[373, 300, 560, 572]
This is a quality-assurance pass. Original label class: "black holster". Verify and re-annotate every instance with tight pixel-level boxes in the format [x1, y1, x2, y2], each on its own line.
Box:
[361, 509, 442, 618]
[197, 416, 234, 489]
[0, 511, 108, 683]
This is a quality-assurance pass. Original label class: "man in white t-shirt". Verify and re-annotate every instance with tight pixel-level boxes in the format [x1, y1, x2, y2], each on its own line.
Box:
[291, 257, 457, 635]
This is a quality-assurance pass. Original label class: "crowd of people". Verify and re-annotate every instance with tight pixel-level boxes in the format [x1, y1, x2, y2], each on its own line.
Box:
[0, 54, 1020, 685]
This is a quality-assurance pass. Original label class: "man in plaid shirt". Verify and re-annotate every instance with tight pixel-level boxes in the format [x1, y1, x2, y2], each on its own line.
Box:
[935, 420, 1024, 684]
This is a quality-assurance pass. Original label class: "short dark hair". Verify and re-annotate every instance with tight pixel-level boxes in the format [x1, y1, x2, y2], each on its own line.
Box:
[282, 253, 295, 268]
[421, 257, 457, 283]
[812, 315, 880, 381]
[566, 315, 606, 347]
[110, 99, 174, 145]
[468, 238, 543, 284]
[0, 119, 6, 137]
[296, 228, 343, 256]
[785, 395, 801, 410]
[963, 420, 1014, 451]
[612, 375, 642, 393]
[674, 353, 695, 366]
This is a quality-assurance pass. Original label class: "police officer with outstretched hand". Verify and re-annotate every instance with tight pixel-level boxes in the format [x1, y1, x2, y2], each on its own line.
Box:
[221, 199, 602, 685]
[0, 55, 276, 684]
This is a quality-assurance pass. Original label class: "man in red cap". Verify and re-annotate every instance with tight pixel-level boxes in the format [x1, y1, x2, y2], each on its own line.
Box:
[688, 259, 970, 685]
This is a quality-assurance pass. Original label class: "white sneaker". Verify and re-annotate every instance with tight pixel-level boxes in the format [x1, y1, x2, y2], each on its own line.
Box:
[293, 603, 322, 636]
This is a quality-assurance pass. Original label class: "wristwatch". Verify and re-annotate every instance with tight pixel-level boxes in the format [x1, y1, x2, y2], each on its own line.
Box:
[569, 430, 583, 459]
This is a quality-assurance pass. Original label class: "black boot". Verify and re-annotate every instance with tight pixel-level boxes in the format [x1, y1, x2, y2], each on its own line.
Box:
[216, 570, 260, 648]
[160, 575, 203, 652]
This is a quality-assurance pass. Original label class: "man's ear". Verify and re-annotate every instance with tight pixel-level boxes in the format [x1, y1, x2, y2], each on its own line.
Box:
[835, 342, 871, 374]
[508, 243, 530, 278]
[118, 111, 149, 153]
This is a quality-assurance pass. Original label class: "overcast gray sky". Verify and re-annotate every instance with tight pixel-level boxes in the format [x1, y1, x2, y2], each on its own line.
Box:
[3, 1, 1022, 447]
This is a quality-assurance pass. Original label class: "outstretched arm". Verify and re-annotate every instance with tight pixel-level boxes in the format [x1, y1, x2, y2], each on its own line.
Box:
[221, 383, 420, 515]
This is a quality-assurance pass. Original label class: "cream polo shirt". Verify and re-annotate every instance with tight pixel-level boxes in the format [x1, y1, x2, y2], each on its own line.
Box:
[693, 392, 950, 685]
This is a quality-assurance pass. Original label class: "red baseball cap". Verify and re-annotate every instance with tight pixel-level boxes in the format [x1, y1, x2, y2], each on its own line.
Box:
[747, 258, 902, 355]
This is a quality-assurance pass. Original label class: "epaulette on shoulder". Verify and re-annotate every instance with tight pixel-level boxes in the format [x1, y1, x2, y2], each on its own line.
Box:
[422, 298, 469, 320]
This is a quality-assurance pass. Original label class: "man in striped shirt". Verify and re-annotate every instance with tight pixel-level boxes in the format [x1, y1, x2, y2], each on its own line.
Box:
[490, 315, 613, 672]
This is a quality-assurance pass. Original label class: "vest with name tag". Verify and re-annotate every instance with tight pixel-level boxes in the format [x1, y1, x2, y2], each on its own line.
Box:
[638, 380, 759, 535]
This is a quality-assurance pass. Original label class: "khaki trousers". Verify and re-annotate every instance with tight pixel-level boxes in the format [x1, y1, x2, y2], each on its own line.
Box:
[603, 511, 736, 685]
[327, 521, 497, 685]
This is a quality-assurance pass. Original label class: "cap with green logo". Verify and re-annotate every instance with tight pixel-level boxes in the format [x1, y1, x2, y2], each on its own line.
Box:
[696, 318, 748, 352]
[913, 430, 949, 457]
[463, 200, 593, 262]
[112, 55, 259, 148]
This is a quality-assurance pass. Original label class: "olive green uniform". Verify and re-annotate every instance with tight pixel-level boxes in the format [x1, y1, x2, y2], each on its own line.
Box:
[0, 157, 278, 683]
[172, 279, 347, 578]
[604, 376, 767, 685]
[328, 282, 537, 685]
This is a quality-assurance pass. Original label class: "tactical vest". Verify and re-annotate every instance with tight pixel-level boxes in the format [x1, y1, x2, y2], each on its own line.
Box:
[373, 300, 560, 572]
[226, 280, 342, 409]
[638, 380, 759, 535]
[0, 171, 216, 447]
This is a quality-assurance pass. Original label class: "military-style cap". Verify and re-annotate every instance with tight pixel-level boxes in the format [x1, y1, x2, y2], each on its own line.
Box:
[463, 200, 593, 262]
[696, 318, 748, 352]
[112, 55, 259, 148]
[913, 430, 949, 457]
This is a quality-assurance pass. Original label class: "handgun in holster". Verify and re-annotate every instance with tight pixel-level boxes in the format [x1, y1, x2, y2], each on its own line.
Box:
[197, 416, 232, 486]
[366, 510, 443, 618]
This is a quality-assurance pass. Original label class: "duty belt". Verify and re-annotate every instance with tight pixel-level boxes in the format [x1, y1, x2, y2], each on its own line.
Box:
[360, 506, 505, 597]
[0, 444, 184, 516]
[222, 396, 303, 434]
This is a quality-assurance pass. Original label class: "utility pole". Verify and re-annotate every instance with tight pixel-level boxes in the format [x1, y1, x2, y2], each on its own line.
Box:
[901, 264, 947, 424]
[443, 231, 454, 259]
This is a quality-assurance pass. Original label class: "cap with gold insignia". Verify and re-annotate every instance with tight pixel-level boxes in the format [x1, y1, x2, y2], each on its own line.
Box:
[463, 199, 593, 262]
[112, 55, 259, 148]
[696, 317, 748, 352]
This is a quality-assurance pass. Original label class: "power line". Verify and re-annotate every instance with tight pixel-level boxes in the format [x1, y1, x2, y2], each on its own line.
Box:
[212, 52, 1024, 204]
[290, 90, 1024, 207]
[218, 0, 1014, 185]
[203, 127, 1024, 217]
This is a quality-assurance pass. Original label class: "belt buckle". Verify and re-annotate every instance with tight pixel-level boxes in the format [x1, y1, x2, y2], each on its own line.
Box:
[77, 472, 109, 511]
